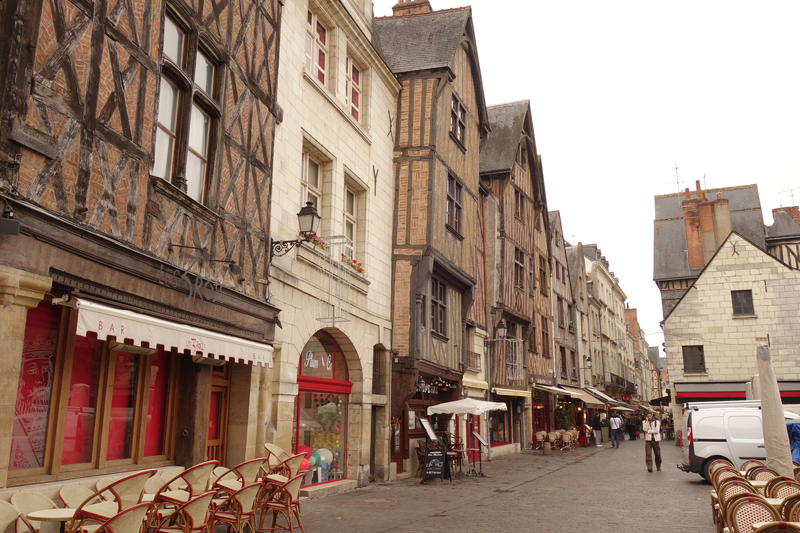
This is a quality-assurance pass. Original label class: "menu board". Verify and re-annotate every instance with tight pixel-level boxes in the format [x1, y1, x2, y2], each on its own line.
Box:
[423, 447, 445, 480]
[472, 431, 489, 447]
[419, 418, 437, 441]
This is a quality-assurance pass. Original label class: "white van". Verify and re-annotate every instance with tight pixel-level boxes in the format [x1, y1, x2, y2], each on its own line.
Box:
[678, 401, 800, 481]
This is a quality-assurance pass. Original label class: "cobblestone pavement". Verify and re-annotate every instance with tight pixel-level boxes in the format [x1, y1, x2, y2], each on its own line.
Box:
[296, 437, 713, 533]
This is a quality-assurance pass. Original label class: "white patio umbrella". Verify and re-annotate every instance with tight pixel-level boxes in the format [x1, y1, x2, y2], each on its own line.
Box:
[426, 398, 508, 416]
[757, 343, 794, 478]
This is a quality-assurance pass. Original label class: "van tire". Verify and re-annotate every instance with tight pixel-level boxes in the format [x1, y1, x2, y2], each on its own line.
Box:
[701, 458, 726, 483]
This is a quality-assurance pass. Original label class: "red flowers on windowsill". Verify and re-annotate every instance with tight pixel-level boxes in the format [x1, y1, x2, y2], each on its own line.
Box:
[341, 254, 364, 274]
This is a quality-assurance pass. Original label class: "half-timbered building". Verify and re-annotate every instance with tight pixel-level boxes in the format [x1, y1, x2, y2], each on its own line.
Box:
[480, 100, 552, 452]
[549, 212, 578, 391]
[267, 0, 400, 491]
[0, 0, 282, 493]
[375, 0, 490, 474]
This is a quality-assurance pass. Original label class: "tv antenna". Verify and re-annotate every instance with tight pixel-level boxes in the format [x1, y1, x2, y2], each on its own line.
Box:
[670, 162, 687, 193]
[779, 186, 800, 206]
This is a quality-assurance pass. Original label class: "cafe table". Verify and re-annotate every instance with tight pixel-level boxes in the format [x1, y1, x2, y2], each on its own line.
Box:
[26, 509, 76, 533]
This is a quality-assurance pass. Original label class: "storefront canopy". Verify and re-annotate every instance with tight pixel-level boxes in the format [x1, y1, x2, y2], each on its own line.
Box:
[75, 298, 273, 367]
[583, 386, 618, 404]
[561, 385, 604, 408]
[533, 384, 572, 396]
[492, 387, 530, 398]
[427, 398, 508, 416]
[610, 406, 634, 412]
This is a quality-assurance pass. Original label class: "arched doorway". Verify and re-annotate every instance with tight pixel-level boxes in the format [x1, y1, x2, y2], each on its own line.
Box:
[296, 330, 351, 485]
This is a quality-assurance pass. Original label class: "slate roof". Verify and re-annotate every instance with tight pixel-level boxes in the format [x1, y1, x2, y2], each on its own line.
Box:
[480, 101, 529, 174]
[374, 8, 472, 74]
[765, 210, 800, 241]
[653, 184, 767, 281]
[647, 347, 661, 368]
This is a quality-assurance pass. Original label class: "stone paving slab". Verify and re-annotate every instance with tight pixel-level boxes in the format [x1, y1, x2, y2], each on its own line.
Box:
[294, 437, 713, 533]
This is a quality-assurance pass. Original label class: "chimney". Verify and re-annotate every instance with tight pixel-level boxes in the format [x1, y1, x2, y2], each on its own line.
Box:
[712, 192, 732, 249]
[392, 0, 433, 16]
[682, 185, 704, 269]
[772, 206, 800, 225]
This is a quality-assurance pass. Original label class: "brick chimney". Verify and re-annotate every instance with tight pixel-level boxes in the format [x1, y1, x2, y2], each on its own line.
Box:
[773, 206, 800, 225]
[682, 184, 704, 269]
[682, 182, 733, 269]
[392, 0, 433, 16]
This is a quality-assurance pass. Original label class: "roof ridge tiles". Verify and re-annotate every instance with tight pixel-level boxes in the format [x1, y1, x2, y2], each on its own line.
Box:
[375, 5, 471, 21]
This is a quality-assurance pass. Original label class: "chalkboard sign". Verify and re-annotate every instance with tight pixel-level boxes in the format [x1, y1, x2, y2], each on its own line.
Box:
[423, 447, 445, 480]
[472, 431, 489, 447]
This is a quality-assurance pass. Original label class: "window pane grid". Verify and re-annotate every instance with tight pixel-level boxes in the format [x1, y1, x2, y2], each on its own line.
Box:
[306, 12, 327, 84]
[731, 290, 754, 316]
[431, 279, 447, 337]
[682, 345, 705, 373]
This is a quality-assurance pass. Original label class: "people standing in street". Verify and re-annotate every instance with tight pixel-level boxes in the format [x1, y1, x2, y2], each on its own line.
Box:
[628, 414, 637, 440]
[643, 412, 662, 472]
[592, 413, 603, 447]
[609, 412, 623, 448]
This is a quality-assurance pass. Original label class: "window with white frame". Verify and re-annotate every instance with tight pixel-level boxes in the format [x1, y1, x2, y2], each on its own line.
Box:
[346, 57, 361, 122]
[344, 187, 357, 258]
[450, 95, 465, 144]
[301, 152, 322, 212]
[306, 11, 328, 84]
[446, 174, 462, 233]
[153, 14, 218, 204]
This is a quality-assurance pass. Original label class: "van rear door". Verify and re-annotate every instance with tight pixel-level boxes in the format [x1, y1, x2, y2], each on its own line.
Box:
[725, 412, 766, 465]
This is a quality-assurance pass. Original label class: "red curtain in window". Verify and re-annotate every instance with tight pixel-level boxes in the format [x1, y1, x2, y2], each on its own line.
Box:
[144, 348, 171, 457]
[10, 304, 60, 471]
[62, 334, 102, 465]
[106, 353, 139, 461]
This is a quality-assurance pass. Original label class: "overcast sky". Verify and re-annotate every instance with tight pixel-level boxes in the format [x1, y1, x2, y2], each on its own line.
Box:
[375, 0, 799, 354]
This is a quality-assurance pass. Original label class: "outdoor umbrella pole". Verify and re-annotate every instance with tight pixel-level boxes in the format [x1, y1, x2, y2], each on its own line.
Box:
[756, 343, 794, 478]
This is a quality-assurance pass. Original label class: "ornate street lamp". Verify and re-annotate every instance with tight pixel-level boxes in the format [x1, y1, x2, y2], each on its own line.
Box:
[496, 319, 507, 338]
[269, 202, 322, 260]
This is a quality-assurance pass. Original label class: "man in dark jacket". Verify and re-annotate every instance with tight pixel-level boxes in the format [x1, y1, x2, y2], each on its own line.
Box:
[591, 414, 603, 447]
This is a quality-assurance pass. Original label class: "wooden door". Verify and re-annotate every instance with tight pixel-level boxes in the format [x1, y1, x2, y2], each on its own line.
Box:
[206, 365, 230, 463]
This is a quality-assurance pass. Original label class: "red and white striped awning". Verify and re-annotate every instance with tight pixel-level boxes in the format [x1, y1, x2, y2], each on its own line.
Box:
[74, 298, 273, 367]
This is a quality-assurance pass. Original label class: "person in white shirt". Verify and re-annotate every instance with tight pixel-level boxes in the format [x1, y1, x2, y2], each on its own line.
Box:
[643, 412, 662, 472]
[609, 413, 623, 448]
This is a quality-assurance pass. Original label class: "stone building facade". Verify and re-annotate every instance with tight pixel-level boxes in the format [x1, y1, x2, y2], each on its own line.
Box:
[268, 0, 400, 489]
[375, 0, 490, 474]
[0, 0, 282, 495]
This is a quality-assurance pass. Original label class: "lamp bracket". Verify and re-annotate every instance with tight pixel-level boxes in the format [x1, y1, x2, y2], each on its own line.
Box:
[269, 235, 311, 261]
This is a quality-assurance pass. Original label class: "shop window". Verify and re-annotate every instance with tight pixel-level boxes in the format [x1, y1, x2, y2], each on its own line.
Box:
[9, 300, 179, 483]
[489, 404, 511, 446]
[297, 331, 352, 486]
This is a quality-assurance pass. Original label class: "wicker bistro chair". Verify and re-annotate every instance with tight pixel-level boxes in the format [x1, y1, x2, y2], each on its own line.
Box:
[264, 444, 290, 463]
[59, 485, 101, 509]
[206, 482, 262, 533]
[257, 473, 306, 533]
[143, 475, 168, 497]
[749, 467, 782, 482]
[779, 494, 800, 522]
[742, 460, 766, 472]
[714, 481, 756, 532]
[724, 494, 781, 533]
[150, 492, 214, 533]
[66, 469, 156, 533]
[213, 458, 267, 496]
[534, 431, 547, 450]
[713, 468, 745, 491]
[92, 503, 152, 533]
[0, 501, 19, 533]
[148, 461, 218, 528]
[752, 522, 800, 533]
[766, 478, 800, 499]
[9, 492, 57, 533]
[546, 432, 561, 451]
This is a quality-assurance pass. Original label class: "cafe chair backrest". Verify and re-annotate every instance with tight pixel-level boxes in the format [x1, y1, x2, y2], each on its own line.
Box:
[0, 501, 18, 533]
[107, 469, 157, 510]
[96, 502, 152, 533]
[727, 495, 781, 533]
[749, 467, 781, 482]
[752, 521, 800, 533]
[779, 494, 800, 521]
[264, 444, 289, 462]
[169, 460, 219, 496]
[281, 454, 307, 478]
[741, 460, 765, 472]
[10, 492, 57, 533]
[143, 475, 167, 496]
[155, 491, 214, 533]
[59, 485, 101, 509]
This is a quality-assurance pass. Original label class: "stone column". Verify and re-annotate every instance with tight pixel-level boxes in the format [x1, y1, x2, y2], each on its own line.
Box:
[0, 265, 52, 489]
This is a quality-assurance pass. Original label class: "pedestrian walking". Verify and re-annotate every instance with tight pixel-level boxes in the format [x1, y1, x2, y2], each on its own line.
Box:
[643, 412, 662, 472]
[627, 414, 637, 440]
[592, 413, 603, 447]
[609, 412, 623, 448]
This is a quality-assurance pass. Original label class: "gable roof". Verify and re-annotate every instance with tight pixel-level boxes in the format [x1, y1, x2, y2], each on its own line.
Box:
[375, 7, 472, 74]
[661, 230, 795, 324]
[766, 209, 800, 241]
[480, 100, 529, 174]
[653, 184, 766, 282]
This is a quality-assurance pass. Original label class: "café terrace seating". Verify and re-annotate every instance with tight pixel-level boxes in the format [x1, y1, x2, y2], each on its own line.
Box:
[3, 449, 310, 533]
